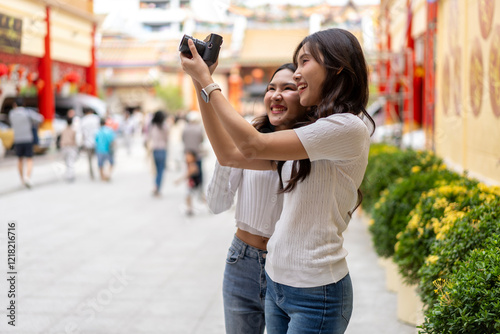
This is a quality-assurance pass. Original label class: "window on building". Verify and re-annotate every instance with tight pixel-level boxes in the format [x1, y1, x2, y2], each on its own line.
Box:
[139, 1, 170, 9]
[143, 23, 171, 32]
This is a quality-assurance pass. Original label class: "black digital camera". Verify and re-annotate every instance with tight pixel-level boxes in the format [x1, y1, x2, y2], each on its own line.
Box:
[179, 33, 223, 67]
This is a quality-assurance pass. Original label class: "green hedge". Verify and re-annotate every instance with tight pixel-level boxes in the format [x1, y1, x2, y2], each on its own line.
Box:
[361, 144, 441, 213]
[418, 196, 500, 306]
[369, 167, 464, 259]
[419, 236, 500, 334]
[364, 143, 500, 332]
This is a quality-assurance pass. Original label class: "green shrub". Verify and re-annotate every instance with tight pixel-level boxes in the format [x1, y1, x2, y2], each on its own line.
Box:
[393, 179, 479, 284]
[361, 144, 442, 213]
[369, 167, 464, 258]
[419, 236, 500, 334]
[418, 187, 500, 305]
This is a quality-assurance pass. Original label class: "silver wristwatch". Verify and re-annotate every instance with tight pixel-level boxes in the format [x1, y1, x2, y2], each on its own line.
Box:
[200, 83, 221, 103]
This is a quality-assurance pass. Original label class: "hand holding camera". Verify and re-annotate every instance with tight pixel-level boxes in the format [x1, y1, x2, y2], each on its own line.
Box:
[179, 33, 223, 67]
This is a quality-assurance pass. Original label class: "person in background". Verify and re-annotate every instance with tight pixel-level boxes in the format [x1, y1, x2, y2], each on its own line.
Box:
[59, 117, 78, 182]
[182, 111, 205, 186]
[95, 118, 115, 182]
[175, 150, 203, 216]
[66, 108, 82, 149]
[8, 97, 44, 188]
[145, 110, 170, 197]
[80, 108, 100, 179]
[122, 111, 136, 155]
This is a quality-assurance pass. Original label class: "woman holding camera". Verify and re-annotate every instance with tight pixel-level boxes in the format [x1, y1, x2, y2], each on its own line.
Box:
[206, 63, 308, 334]
[181, 28, 375, 333]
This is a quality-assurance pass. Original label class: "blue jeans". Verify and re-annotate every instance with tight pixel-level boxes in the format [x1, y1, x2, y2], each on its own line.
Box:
[223, 235, 267, 334]
[265, 273, 353, 334]
[152, 149, 167, 190]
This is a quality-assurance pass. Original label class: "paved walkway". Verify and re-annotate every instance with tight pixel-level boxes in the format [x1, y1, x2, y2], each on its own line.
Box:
[0, 124, 416, 334]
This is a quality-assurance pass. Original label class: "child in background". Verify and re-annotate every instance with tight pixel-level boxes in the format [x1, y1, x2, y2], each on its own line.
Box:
[95, 118, 115, 181]
[60, 117, 78, 182]
[176, 150, 203, 216]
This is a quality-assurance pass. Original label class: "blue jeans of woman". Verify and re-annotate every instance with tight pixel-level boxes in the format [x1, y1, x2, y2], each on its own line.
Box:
[152, 149, 167, 190]
[265, 272, 353, 334]
[223, 235, 267, 334]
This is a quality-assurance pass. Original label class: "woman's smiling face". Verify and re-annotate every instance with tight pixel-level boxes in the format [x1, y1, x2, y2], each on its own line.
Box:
[293, 42, 327, 107]
[264, 68, 307, 130]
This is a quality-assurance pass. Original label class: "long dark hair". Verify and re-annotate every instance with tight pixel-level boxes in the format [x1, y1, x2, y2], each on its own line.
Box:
[280, 28, 376, 214]
[151, 110, 166, 128]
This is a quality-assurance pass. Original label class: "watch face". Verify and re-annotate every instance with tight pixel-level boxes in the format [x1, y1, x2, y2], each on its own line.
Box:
[201, 89, 209, 103]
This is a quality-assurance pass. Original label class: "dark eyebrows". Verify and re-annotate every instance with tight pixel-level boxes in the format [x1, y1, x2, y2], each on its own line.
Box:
[297, 52, 310, 61]
[268, 82, 297, 89]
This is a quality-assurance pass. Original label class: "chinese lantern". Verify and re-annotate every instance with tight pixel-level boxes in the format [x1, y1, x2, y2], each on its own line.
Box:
[64, 72, 80, 83]
[27, 72, 38, 84]
[36, 79, 45, 92]
[0, 64, 8, 77]
[8, 64, 16, 78]
[17, 66, 26, 78]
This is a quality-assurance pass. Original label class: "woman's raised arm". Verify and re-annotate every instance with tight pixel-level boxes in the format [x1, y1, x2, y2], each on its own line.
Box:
[180, 39, 309, 164]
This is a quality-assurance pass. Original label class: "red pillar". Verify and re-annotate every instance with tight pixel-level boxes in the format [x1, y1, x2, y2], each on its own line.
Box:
[38, 6, 54, 128]
[86, 23, 97, 96]
[424, 0, 438, 150]
[404, 0, 415, 128]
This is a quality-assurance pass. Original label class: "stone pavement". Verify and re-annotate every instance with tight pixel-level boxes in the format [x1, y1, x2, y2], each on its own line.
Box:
[0, 124, 416, 334]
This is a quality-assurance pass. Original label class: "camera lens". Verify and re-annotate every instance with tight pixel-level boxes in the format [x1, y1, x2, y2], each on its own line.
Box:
[179, 34, 206, 56]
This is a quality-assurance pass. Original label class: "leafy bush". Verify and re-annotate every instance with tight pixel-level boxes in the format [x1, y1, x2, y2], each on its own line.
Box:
[361, 144, 442, 213]
[369, 167, 464, 258]
[418, 186, 500, 305]
[154, 84, 184, 112]
[419, 236, 500, 334]
[393, 179, 479, 284]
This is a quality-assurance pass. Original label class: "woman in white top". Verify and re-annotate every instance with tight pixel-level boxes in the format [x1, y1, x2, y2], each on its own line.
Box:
[146, 110, 170, 197]
[207, 63, 308, 334]
[180, 28, 375, 334]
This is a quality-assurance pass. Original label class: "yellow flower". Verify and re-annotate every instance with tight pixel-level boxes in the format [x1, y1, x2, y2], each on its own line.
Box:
[408, 215, 420, 230]
[426, 255, 439, 265]
[433, 197, 448, 210]
[411, 166, 422, 173]
[433, 278, 446, 289]
[368, 219, 375, 226]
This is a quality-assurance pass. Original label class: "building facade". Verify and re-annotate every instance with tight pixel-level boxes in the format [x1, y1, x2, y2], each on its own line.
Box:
[96, 1, 378, 117]
[0, 0, 98, 128]
[379, 0, 500, 184]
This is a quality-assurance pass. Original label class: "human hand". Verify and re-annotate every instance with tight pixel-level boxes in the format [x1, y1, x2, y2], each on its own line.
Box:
[180, 39, 213, 87]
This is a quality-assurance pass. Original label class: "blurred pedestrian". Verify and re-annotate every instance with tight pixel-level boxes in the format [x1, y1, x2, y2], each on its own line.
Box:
[95, 118, 115, 182]
[122, 111, 135, 155]
[182, 111, 205, 186]
[8, 97, 44, 188]
[175, 150, 202, 216]
[80, 108, 100, 179]
[67, 108, 82, 148]
[60, 117, 78, 182]
[145, 110, 170, 197]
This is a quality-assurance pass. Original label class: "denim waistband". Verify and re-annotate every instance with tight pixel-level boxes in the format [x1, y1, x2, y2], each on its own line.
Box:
[232, 234, 268, 260]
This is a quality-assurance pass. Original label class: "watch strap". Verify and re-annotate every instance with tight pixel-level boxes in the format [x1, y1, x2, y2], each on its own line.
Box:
[201, 83, 221, 102]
